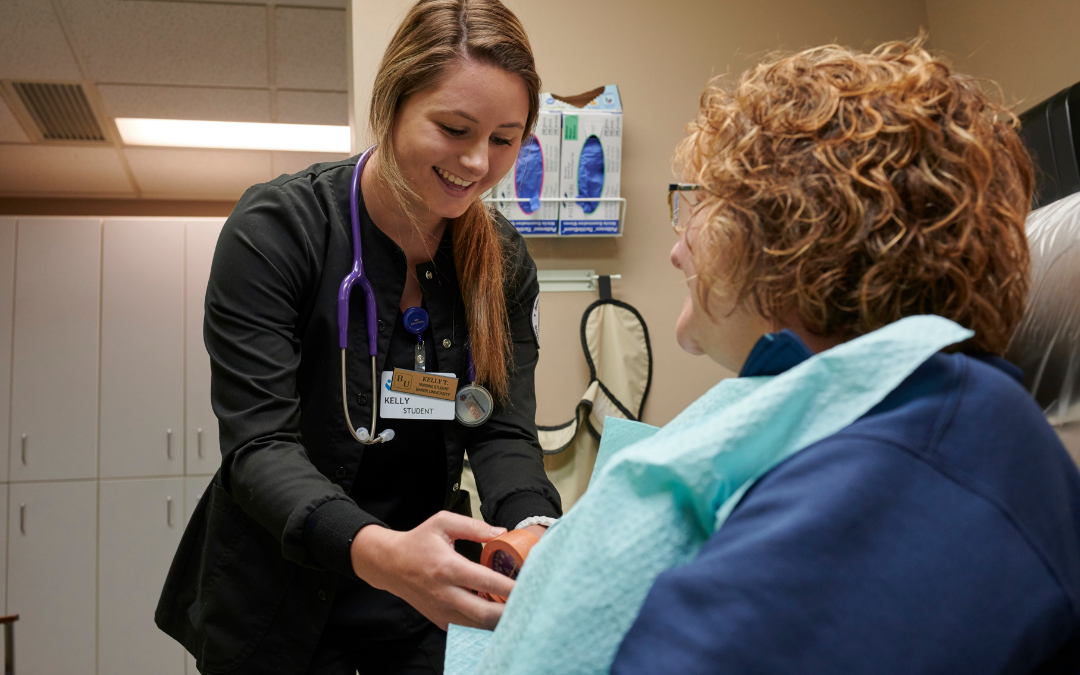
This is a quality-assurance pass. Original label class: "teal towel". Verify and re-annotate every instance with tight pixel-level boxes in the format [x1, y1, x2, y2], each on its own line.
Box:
[447, 315, 973, 675]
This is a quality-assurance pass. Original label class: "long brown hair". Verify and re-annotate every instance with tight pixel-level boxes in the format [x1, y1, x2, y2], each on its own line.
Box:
[369, 0, 540, 400]
[675, 37, 1034, 355]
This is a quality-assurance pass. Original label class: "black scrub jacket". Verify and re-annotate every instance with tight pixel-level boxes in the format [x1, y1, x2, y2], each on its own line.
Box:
[155, 156, 562, 674]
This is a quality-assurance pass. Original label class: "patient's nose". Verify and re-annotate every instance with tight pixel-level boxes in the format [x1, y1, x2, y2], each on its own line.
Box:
[670, 240, 683, 270]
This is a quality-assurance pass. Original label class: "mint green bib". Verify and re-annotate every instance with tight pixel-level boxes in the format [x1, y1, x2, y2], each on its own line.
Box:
[447, 315, 973, 675]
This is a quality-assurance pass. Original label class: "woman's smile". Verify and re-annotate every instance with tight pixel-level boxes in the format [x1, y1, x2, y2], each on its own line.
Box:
[433, 166, 478, 197]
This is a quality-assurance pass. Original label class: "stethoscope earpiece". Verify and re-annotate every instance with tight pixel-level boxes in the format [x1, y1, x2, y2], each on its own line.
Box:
[355, 427, 395, 444]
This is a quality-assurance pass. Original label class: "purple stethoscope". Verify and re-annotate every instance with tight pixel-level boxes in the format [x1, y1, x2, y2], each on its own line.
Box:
[337, 146, 492, 445]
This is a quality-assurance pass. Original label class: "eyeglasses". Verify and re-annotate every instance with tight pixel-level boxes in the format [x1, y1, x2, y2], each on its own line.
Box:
[668, 183, 702, 233]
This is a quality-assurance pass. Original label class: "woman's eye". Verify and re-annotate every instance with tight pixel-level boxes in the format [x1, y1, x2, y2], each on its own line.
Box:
[491, 136, 513, 147]
[440, 124, 466, 137]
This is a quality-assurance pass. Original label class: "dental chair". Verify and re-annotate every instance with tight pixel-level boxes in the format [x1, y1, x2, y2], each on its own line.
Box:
[1010, 88, 1080, 461]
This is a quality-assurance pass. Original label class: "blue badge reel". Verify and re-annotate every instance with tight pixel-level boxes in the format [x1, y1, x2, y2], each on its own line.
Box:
[403, 306, 429, 372]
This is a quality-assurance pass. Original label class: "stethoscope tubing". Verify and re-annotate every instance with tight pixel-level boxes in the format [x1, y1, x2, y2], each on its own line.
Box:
[339, 146, 389, 445]
[337, 145, 491, 442]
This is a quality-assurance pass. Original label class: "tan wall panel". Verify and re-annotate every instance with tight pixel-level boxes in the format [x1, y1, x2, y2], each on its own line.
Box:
[926, 0, 1080, 112]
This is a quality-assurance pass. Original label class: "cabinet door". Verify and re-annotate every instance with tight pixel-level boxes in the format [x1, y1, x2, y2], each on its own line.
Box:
[186, 220, 225, 476]
[0, 219, 15, 482]
[9, 481, 97, 675]
[10, 219, 100, 481]
[100, 219, 184, 478]
[98, 478, 185, 675]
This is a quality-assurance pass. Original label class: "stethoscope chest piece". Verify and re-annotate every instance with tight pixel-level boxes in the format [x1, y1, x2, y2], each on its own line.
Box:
[456, 383, 493, 426]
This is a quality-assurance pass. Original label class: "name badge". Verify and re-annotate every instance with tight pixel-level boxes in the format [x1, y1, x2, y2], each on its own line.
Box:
[390, 368, 459, 400]
[380, 371, 456, 420]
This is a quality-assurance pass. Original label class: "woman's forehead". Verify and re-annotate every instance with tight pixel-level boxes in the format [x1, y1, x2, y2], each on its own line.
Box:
[411, 60, 529, 127]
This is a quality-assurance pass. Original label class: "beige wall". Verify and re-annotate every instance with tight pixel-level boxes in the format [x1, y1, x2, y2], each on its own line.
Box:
[926, 0, 1080, 113]
[350, 0, 931, 426]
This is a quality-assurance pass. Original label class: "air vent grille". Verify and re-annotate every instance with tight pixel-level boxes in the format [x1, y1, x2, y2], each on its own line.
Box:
[12, 82, 105, 142]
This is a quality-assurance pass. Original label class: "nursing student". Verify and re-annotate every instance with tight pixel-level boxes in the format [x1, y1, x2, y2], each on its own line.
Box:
[155, 1, 561, 673]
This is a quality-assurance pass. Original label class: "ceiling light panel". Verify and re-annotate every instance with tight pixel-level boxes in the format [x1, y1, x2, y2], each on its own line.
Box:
[114, 118, 350, 153]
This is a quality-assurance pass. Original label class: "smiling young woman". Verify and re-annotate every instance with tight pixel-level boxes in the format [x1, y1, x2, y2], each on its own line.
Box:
[154, 2, 562, 674]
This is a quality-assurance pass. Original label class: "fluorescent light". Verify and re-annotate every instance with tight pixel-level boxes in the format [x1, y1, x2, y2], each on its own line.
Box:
[114, 118, 351, 152]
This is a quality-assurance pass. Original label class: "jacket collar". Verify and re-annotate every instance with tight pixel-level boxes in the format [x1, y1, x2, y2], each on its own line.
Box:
[738, 327, 1025, 384]
[739, 329, 815, 377]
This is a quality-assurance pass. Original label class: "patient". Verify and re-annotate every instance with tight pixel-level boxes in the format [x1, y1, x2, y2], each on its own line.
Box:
[610, 40, 1080, 673]
[446, 39, 1080, 675]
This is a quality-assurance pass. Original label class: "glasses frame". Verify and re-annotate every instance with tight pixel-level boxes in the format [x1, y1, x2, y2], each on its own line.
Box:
[668, 183, 702, 233]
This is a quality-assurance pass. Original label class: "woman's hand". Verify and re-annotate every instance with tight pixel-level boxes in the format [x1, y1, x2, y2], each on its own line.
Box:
[350, 511, 516, 631]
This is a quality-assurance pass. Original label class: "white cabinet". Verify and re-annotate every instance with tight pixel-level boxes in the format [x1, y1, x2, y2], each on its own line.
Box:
[186, 220, 225, 476]
[98, 478, 185, 675]
[1, 216, 233, 675]
[8, 481, 97, 675]
[0, 219, 15, 483]
[100, 220, 185, 478]
[9, 218, 101, 482]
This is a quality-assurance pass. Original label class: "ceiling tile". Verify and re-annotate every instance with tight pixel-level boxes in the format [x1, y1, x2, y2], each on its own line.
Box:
[0, 145, 134, 196]
[277, 90, 347, 125]
[58, 0, 269, 87]
[271, 151, 350, 178]
[98, 85, 271, 123]
[126, 147, 272, 199]
[275, 7, 347, 91]
[0, 100, 30, 143]
[0, 0, 82, 81]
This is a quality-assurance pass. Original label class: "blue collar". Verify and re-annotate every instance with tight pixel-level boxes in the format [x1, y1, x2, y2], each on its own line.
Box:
[739, 328, 1025, 384]
[739, 330, 815, 377]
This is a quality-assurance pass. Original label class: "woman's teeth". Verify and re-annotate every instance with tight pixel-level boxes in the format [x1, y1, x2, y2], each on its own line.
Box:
[436, 167, 474, 188]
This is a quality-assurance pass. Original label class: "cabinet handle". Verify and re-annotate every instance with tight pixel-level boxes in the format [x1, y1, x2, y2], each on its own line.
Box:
[167, 496, 173, 527]
[197, 428, 203, 458]
[166, 429, 172, 459]
[20, 434, 26, 465]
[19, 503, 25, 534]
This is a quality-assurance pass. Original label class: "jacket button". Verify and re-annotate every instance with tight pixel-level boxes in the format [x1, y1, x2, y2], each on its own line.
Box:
[318, 590, 327, 601]
[377, 319, 386, 332]
[425, 270, 433, 280]
[358, 393, 369, 406]
[335, 466, 347, 479]
[442, 338, 451, 348]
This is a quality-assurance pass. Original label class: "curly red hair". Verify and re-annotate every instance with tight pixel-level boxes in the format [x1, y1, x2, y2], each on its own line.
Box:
[676, 38, 1035, 355]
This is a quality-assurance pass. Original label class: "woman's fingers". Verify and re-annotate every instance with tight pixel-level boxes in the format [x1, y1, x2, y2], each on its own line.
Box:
[442, 586, 506, 630]
[432, 510, 506, 544]
[442, 556, 515, 598]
